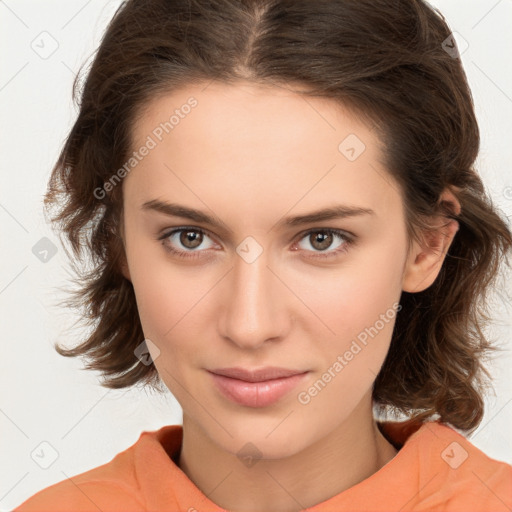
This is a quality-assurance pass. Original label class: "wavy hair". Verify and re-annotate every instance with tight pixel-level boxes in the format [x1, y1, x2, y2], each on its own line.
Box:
[45, 0, 512, 433]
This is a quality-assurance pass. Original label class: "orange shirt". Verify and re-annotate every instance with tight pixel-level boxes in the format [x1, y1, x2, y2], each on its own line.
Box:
[14, 419, 512, 511]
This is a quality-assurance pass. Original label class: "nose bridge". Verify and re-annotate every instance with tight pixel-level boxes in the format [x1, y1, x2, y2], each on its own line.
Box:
[220, 247, 288, 348]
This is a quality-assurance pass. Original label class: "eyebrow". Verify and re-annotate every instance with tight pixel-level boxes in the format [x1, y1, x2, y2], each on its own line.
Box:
[141, 199, 375, 232]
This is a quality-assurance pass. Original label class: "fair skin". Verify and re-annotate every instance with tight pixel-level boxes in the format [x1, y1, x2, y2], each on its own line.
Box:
[120, 80, 460, 512]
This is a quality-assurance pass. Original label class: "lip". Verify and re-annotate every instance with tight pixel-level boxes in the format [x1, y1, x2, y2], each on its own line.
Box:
[208, 367, 309, 408]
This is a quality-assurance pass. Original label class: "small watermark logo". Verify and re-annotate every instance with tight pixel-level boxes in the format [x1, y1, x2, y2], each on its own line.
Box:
[30, 31, 59, 59]
[31, 441, 59, 469]
[441, 441, 468, 469]
[32, 237, 58, 263]
[338, 134, 366, 162]
[441, 32, 469, 59]
[237, 442, 263, 468]
[236, 236, 264, 264]
[134, 338, 161, 365]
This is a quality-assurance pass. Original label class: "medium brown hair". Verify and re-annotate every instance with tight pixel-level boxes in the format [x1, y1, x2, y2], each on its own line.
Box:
[45, 0, 512, 433]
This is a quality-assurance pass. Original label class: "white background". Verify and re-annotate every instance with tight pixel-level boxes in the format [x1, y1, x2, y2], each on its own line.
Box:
[1, 1, 511, 510]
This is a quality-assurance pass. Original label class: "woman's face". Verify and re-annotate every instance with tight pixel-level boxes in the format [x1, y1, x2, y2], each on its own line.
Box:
[121, 81, 418, 458]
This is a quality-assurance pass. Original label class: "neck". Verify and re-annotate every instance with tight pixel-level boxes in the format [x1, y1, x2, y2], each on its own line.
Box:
[178, 398, 398, 512]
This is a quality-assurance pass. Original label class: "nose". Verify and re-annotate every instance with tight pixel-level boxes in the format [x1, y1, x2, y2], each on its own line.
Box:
[218, 248, 292, 350]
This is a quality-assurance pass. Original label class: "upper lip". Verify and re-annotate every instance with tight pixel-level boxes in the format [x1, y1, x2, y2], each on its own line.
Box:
[208, 367, 308, 382]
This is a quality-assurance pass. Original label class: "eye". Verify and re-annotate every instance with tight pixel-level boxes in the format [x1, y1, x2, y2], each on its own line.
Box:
[157, 226, 355, 261]
[294, 228, 354, 259]
[158, 227, 217, 260]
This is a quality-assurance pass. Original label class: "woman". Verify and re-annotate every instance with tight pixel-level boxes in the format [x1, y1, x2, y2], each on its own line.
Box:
[15, 0, 512, 510]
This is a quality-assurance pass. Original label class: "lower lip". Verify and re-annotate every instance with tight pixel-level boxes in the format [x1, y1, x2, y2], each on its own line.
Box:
[209, 371, 309, 408]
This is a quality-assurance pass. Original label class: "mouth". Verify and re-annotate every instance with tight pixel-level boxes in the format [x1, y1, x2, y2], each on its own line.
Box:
[207, 367, 310, 408]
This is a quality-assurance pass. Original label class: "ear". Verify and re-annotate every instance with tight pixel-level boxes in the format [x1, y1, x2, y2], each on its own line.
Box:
[402, 188, 461, 293]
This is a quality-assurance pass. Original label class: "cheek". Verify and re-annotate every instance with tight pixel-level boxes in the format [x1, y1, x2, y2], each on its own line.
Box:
[128, 251, 222, 373]
[294, 265, 401, 415]
[298, 253, 401, 329]
[125, 230, 202, 329]
[132, 265, 203, 338]
[293, 247, 403, 370]
[130, 266, 199, 395]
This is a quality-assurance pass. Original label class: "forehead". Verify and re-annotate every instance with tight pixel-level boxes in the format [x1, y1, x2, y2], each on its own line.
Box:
[126, 81, 403, 225]
[133, 80, 377, 158]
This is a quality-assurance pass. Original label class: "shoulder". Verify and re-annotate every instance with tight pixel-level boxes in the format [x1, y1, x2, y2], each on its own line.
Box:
[14, 432, 148, 511]
[13, 479, 145, 512]
[13, 425, 184, 512]
[410, 420, 512, 511]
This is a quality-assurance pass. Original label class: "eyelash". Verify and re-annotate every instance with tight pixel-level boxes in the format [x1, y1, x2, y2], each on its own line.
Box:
[157, 226, 355, 261]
